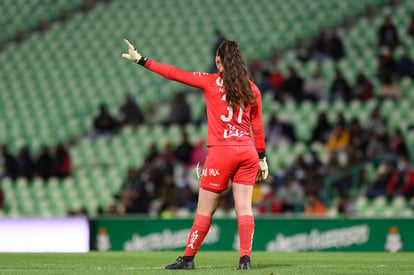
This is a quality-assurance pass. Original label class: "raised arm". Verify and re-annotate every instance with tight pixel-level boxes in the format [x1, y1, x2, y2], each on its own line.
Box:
[122, 39, 208, 89]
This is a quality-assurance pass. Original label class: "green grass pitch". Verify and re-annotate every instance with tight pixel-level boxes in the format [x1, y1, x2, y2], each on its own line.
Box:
[0, 251, 413, 274]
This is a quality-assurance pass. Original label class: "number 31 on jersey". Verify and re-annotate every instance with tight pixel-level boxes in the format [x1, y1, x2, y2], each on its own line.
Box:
[220, 94, 243, 124]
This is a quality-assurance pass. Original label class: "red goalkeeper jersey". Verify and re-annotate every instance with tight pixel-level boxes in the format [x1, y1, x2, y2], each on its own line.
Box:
[144, 60, 265, 153]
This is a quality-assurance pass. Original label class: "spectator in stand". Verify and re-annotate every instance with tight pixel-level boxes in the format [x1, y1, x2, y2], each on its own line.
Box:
[396, 53, 414, 79]
[159, 171, 180, 216]
[174, 132, 193, 165]
[275, 173, 304, 213]
[289, 154, 308, 183]
[120, 168, 150, 214]
[389, 128, 409, 159]
[306, 150, 324, 177]
[326, 153, 342, 181]
[366, 132, 389, 160]
[310, 29, 344, 61]
[1, 144, 17, 180]
[303, 68, 327, 102]
[212, 29, 226, 56]
[309, 112, 332, 144]
[336, 112, 347, 127]
[365, 107, 389, 158]
[16, 146, 34, 180]
[35, 145, 54, 180]
[146, 143, 160, 163]
[326, 31, 345, 61]
[189, 139, 207, 166]
[209, 29, 227, 73]
[251, 67, 285, 102]
[329, 69, 352, 102]
[164, 92, 191, 126]
[337, 194, 356, 218]
[366, 160, 395, 199]
[119, 94, 144, 127]
[53, 144, 71, 178]
[353, 73, 373, 101]
[150, 152, 175, 198]
[160, 170, 193, 215]
[279, 67, 304, 102]
[249, 59, 262, 81]
[348, 118, 364, 140]
[256, 70, 283, 102]
[378, 16, 399, 50]
[408, 13, 414, 37]
[92, 104, 118, 139]
[310, 30, 329, 61]
[267, 69, 284, 96]
[163, 142, 176, 164]
[367, 107, 389, 159]
[136, 158, 157, 201]
[296, 37, 312, 62]
[255, 70, 274, 94]
[347, 118, 367, 162]
[304, 193, 326, 216]
[265, 114, 296, 145]
[388, 156, 414, 199]
[376, 49, 401, 100]
[377, 48, 396, 85]
[366, 107, 387, 137]
[173, 164, 196, 209]
[326, 122, 350, 155]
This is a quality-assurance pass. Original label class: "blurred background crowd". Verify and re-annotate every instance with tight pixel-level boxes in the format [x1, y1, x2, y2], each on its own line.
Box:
[0, 0, 414, 218]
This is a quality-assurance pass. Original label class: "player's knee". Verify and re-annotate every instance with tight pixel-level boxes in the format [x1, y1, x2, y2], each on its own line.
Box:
[234, 204, 253, 217]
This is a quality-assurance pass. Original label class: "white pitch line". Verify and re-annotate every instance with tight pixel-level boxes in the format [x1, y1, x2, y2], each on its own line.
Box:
[0, 264, 233, 272]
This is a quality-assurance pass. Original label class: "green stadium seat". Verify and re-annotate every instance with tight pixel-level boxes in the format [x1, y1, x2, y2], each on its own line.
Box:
[372, 196, 388, 216]
[391, 196, 408, 216]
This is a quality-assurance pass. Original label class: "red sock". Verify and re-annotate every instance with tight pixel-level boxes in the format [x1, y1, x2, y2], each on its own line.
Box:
[238, 215, 254, 257]
[183, 214, 212, 257]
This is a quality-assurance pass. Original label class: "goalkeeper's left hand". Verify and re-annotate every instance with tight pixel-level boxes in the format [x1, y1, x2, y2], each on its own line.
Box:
[122, 38, 142, 63]
[256, 157, 269, 182]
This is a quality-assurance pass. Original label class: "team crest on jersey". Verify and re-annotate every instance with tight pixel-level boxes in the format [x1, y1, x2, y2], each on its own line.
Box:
[216, 76, 223, 86]
[216, 76, 224, 94]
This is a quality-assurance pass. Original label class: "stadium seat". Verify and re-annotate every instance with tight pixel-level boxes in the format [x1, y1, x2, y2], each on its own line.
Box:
[372, 196, 388, 216]
[391, 196, 408, 216]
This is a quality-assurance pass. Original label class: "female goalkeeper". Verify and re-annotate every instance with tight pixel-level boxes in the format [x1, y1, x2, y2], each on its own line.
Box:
[122, 39, 268, 270]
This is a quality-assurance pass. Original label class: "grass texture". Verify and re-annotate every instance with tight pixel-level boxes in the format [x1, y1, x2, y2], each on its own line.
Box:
[0, 251, 413, 274]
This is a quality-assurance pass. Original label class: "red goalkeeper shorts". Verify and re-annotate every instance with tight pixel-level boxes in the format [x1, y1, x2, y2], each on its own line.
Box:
[200, 145, 259, 193]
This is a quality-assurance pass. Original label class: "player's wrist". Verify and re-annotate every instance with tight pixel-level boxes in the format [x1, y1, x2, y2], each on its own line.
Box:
[137, 56, 148, 66]
[258, 151, 266, 160]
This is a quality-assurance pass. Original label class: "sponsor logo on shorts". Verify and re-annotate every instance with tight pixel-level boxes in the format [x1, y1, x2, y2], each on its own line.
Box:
[209, 182, 220, 187]
[202, 168, 220, 177]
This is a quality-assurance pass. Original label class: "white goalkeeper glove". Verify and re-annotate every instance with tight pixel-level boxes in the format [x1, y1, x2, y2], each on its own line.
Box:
[122, 38, 145, 64]
[256, 157, 269, 182]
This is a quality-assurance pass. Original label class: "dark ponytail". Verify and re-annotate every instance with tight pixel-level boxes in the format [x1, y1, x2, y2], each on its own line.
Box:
[216, 41, 255, 109]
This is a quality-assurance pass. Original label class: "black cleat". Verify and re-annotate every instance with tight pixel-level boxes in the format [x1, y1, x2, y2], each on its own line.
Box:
[237, 255, 251, 270]
[165, 256, 195, 270]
